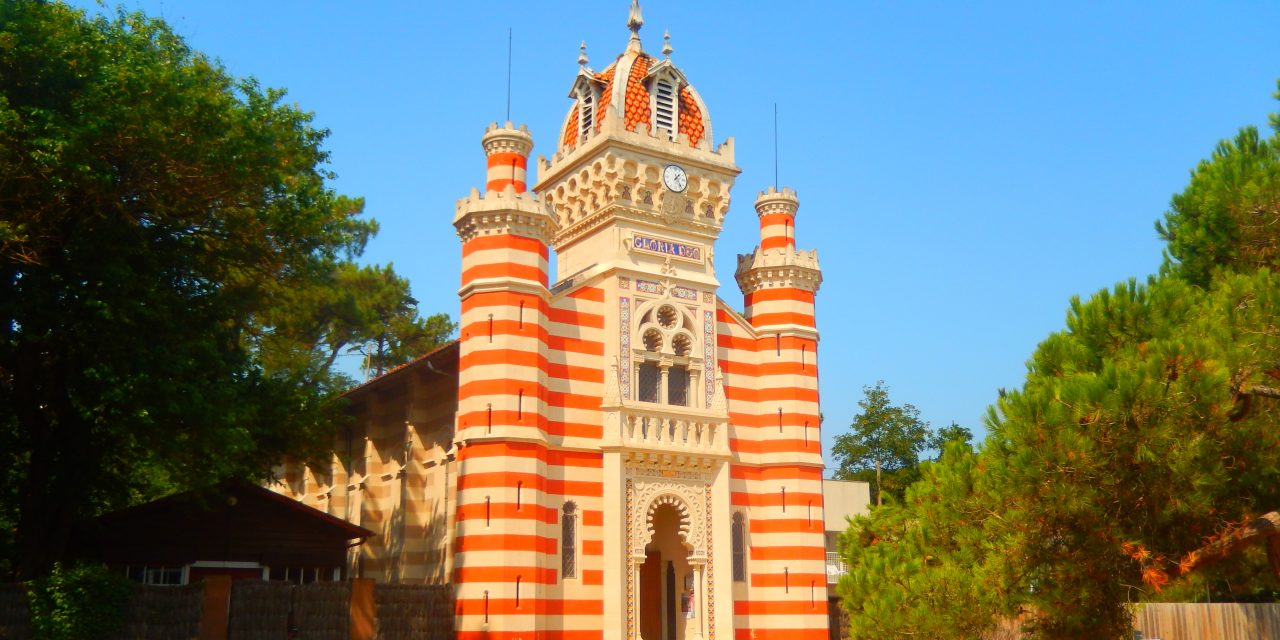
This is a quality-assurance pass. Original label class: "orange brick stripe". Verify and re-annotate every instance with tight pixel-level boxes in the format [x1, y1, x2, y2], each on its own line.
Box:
[748, 518, 822, 534]
[461, 262, 546, 285]
[463, 234, 548, 259]
[459, 349, 602, 383]
[726, 386, 819, 403]
[745, 288, 815, 305]
[750, 546, 826, 561]
[462, 290, 548, 313]
[459, 313, 605, 337]
[749, 571, 826, 588]
[731, 466, 823, 482]
[457, 597, 603, 616]
[485, 152, 529, 193]
[760, 236, 792, 251]
[734, 630, 827, 640]
[567, 285, 606, 301]
[545, 421, 602, 438]
[546, 390, 602, 411]
[456, 474, 601, 499]
[731, 490, 823, 508]
[486, 152, 528, 169]
[730, 438, 820, 455]
[456, 533, 557, 554]
[547, 307, 605, 329]
[457, 378, 543, 402]
[734, 600, 830, 616]
[456, 502, 557, 523]
[726, 411, 821, 429]
[749, 311, 816, 328]
[455, 566, 558, 584]
[458, 442, 602, 468]
[457, 320, 604, 356]
[460, 631, 601, 640]
[716, 329, 814, 352]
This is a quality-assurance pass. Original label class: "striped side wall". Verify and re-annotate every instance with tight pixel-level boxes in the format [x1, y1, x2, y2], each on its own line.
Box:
[717, 310, 822, 463]
[758, 212, 795, 252]
[730, 465, 828, 640]
[455, 129, 555, 635]
[719, 291, 828, 640]
[486, 151, 529, 193]
[453, 442, 606, 640]
[744, 287, 816, 330]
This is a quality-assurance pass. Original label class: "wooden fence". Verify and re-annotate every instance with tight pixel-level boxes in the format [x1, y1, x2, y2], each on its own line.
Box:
[0, 578, 454, 640]
[1133, 603, 1280, 640]
[975, 603, 1280, 640]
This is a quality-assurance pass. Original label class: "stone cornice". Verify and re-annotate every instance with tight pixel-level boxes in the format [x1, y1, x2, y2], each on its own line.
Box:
[481, 121, 533, 157]
[734, 246, 823, 295]
[754, 186, 799, 218]
[453, 185, 558, 245]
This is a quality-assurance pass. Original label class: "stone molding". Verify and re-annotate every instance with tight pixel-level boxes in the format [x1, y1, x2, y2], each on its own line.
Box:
[453, 186, 558, 244]
[734, 246, 823, 294]
[481, 121, 534, 157]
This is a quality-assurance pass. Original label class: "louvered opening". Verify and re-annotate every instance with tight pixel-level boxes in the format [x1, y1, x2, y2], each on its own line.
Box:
[654, 79, 676, 140]
[579, 92, 595, 138]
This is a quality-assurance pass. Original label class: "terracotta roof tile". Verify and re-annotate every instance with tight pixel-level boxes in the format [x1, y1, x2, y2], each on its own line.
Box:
[678, 86, 704, 147]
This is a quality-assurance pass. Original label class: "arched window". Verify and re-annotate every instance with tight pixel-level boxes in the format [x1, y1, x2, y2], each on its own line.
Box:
[633, 303, 698, 407]
[731, 512, 746, 581]
[562, 502, 577, 579]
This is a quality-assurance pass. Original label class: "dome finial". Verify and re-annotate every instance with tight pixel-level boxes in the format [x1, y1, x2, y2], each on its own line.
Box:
[662, 30, 672, 57]
[578, 40, 589, 68]
[627, 0, 644, 41]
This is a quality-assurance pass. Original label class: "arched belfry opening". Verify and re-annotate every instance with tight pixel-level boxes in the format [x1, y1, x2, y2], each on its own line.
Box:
[640, 495, 696, 640]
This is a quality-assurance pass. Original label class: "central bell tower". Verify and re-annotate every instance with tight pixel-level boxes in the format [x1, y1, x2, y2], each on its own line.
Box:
[451, 4, 828, 640]
[533, 7, 742, 640]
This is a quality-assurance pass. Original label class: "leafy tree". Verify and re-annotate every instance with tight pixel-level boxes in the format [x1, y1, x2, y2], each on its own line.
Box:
[1157, 125, 1280, 286]
[839, 83, 1280, 639]
[927, 421, 973, 459]
[27, 563, 134, 640]
[0, 2, 451, 577]
[837, 443, 1009, 639]
[831, 381, 930, 505]
[257, 262, 455, 383]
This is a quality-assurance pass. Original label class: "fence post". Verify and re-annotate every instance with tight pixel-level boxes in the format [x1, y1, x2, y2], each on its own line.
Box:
[350, 578, 375, 640]
[198, 575, 232, 640]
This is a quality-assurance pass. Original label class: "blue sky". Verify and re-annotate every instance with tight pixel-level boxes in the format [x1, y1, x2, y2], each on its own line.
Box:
[75, 1, 1280, 464]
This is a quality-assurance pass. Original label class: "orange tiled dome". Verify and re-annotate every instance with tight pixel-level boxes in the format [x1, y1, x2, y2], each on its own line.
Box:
[560, 46, 711, 151]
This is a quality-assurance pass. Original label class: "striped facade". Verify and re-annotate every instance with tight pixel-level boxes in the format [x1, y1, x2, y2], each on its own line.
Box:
[274, 7, 829, 640]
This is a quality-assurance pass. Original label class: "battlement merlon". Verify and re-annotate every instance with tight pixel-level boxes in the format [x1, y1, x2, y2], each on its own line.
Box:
[754, 186, 799, 217]
[453, 185, 559, 245]
[734, 246, 823, 295]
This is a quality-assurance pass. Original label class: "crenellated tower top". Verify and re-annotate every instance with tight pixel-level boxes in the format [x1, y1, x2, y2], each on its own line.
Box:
[736, 186, 822, 304]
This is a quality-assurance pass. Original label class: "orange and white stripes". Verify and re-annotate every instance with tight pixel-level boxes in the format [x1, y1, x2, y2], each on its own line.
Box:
[483, 122, 533, 193]
[725, 185, 827, 640]
[454, 122, 561, 638]
[755, 187, 798, 252]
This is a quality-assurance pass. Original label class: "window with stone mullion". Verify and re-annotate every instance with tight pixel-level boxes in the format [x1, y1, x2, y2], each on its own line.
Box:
[638, 361, 660, 403]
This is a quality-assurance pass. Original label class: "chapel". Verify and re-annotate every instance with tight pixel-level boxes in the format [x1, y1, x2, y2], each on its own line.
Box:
[276, 4, 828, 640]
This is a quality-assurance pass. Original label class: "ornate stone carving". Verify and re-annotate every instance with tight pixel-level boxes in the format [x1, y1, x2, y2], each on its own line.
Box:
[627, 477, 709, 558]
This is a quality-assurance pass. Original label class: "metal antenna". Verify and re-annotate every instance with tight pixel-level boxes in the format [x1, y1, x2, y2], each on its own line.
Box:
[773, 103, 779, 189]
[506, 28, 513, 121]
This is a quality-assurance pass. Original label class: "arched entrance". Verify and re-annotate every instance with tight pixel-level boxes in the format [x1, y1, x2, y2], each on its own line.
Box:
[640, 496, 696, 640]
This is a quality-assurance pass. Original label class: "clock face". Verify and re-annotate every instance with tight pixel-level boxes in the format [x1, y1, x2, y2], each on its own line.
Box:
[663, 164, 688, 193]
